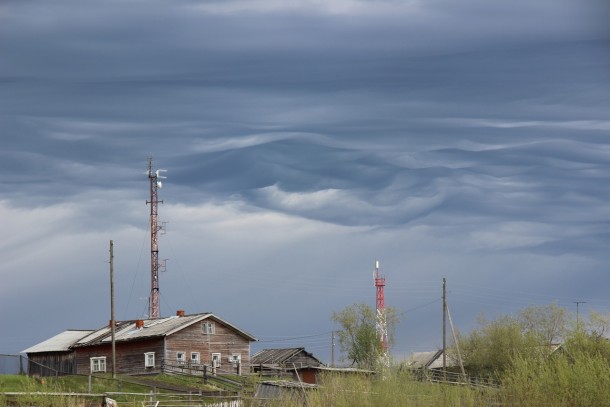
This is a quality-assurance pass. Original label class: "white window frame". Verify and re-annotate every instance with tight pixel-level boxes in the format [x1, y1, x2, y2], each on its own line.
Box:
[177, 352, 186, 365]
[145, 352, 155, 368]
[202, 322, 216, 335]
[212, 352, 221, 368]
[90, 357, 106, 373]
[230, 353, 241, 365]
[191, 352, 200, 365]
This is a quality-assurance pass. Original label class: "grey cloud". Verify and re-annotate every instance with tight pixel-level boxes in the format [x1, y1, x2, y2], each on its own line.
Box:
[1, 0, 609, 364]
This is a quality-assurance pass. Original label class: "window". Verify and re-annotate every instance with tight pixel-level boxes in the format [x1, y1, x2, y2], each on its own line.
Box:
[145, 352, 155, 368]
[177, 352, 185, 365]
[191, 352, 200, 365]
[212, 353, 221, 368]
[202, 322, 215, 335]
[90, 357, 106, 373]
[230, 354, 241, 365]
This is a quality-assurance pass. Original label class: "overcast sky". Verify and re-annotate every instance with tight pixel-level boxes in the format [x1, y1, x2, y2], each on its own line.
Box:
[1, 0, 609, 369]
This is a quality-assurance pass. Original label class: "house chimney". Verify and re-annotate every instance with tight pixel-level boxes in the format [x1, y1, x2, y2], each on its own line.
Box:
[135, 319, 144, 329]
[176, 310, 185, 317]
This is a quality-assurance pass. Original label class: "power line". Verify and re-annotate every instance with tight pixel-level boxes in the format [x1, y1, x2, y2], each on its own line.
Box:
[256, 332, 332, 343]
[399, 298, 442, 317]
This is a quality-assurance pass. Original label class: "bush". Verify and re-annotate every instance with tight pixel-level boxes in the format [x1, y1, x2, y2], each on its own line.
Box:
[501, 350, 610, 407]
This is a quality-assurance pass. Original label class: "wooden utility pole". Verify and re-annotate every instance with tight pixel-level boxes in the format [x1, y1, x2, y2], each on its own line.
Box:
[110, 240, 116, 379]
[446, 303, 466, 377]
[331, 331, 335, 368]
[442, 277, 446, 371]
[574, 301, 586, 330]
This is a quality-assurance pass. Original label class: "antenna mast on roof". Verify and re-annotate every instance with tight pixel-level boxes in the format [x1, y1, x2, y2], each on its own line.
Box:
[374, 260, 390, 367]
[147, 157, 166, 319]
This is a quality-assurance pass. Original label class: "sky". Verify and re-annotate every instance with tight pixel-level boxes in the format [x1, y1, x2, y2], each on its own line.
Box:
[1, 0, 609, 370]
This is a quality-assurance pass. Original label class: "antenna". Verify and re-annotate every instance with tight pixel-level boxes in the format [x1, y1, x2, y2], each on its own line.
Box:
[374, 260, 389, 367]
[147, 157, 166, 319]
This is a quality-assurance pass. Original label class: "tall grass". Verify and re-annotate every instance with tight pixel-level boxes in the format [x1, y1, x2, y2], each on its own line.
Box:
[0, 374, 153, 406]
[265, 370, 499, 407]
[500, 350, 610, 407]
[0, 376, 89, 407]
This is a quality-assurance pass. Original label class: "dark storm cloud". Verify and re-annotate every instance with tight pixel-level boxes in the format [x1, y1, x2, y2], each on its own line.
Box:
[1, 0, 609, 363]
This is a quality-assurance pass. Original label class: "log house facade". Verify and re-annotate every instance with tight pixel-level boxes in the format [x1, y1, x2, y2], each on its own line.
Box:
[25, 312, 256, 377]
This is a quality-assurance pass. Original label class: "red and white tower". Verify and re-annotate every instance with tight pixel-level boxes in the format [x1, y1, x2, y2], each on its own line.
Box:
[374, 260, 389, 366]
[147, 157, 166, 319]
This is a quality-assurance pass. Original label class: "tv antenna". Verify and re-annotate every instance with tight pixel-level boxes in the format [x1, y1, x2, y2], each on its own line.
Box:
[147, 157, 167, 319]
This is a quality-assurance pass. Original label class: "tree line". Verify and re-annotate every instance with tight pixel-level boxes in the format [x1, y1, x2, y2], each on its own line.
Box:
[332, 301, 610, 404]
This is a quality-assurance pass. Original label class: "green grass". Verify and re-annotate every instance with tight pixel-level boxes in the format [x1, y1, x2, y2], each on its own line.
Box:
[7, 357, 610, 407]
[301, 370, 500, 407]
[0, 373, 246, 406]
[144, 373, 222, 392]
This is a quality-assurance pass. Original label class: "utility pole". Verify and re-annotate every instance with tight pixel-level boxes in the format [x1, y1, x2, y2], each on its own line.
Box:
[446, 302, 466, 378]
[331, 331, 335, 368]
[109, 240, 116, 379]
[442, 278, 446, 371]
[574, 301, 586, 330]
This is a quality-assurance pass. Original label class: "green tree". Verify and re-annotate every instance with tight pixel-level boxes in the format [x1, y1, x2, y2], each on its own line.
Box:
[332, 303, 398, 370]
[518, 302, 568, 345]
[458, 314, 540, 378]
[457, 303, 570, 378]
[563, 310, 610, 361]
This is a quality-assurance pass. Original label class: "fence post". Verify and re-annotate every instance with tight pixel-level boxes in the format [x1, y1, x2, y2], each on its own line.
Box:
[203, 365, 208, 384]
[150, 387, 157, 403]
[88, 375, 92, 393]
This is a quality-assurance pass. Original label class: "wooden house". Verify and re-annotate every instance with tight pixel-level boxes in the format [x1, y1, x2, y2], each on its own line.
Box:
[23, 330, 94, 376]
[251, 348, 323, 375]
[24, 311, 256, 377]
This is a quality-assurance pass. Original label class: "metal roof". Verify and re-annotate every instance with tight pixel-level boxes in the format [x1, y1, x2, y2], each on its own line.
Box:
[296, 366, 375, 374]
[406, 350, 459, 369]
[22, 330, 94, 354]
[75, 313, 256, 347]
[251, 348, 321, 365]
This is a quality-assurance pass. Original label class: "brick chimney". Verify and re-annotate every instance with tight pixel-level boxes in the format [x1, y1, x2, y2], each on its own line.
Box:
[135, 319, 144, 329]
[176, 310, 186, 317]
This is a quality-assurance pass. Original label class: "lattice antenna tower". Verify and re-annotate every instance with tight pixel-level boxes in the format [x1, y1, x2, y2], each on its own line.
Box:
[374, 260, 390, 366]
[147, 157, 166, 319]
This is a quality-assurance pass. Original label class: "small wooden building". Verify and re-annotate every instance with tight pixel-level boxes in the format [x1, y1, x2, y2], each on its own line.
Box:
[24, 311, 256, 377]
[293, 366, 375, 385]
[253, 380, 317, 403]
[251, 348, 323, 375]
[23, 330, 94, 376]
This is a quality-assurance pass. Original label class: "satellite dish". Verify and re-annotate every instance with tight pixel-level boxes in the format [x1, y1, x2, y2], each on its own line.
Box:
[157, 181, 163, 188]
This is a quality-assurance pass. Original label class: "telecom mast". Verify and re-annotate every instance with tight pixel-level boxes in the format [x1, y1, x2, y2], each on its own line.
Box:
[147, 157, 166, 319]
[374, 260, 390, 367]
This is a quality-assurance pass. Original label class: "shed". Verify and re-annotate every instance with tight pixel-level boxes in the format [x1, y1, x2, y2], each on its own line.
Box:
[23, 330, 94, 376]
[251, 348, 323, 374]
[294, 366, 375, 385]
[253, 380, 317, 404]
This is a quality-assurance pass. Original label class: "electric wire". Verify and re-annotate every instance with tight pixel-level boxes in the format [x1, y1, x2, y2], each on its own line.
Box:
[123, 217, 151, 320]
[256, 332, 332, 343]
